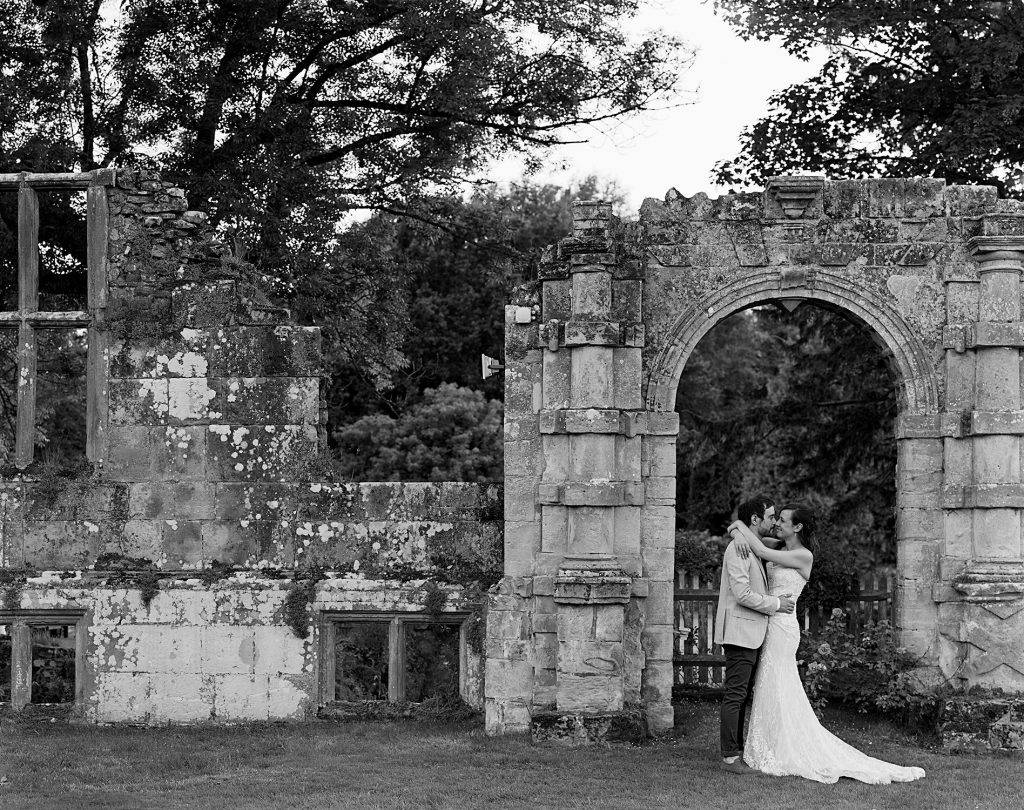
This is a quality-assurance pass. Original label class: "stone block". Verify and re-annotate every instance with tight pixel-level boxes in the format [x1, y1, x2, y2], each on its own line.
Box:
[569, 433, 616, 480]
[613, 506, 641, 557]
[200, 627, 259, 675]
[108, 379, 168, 425]
[129, 482, 217, 520]
[973, 508, 1023, 558]
[897, 438, 943, 474]
[566, 506, 614, 555]
[103, 425, 157, 479]
[646, 579, 674, 626]
[136, 626, 203, 674]
[93, 672, 151, 723]
[206, 424, 319, 482]
[154, 426, 208, 481]
[148, 673, 213, 722]
[558, 640, 623, 675]
[571, 271, 612, 318]
[542, 280, 571, 321]
[570, 346, 614, 408]
[641, 504, 675, 550]
[641, 659, 674, 704]
[556, 673, 623, 713]
[896, 507, 942, 540]
[641, 624, 673, 661]
[946, 185, 999, 217]
[642, 546, 674, 579]
[201, 521, 258, 565]
[485, 657, 534, 701]
[504, 520, 540, 576]
[556, 606, 595, 641]
[209, 377, 319, 424]
[594, 605, 625, 641]
[156, 518, 202, 564]
[541, 505, 567, 553]
[213, 673, 272, 721]
[613, 348, 643, 410]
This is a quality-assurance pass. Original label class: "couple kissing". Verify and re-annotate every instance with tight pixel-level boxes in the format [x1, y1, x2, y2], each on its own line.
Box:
[714, 496, 925, 784]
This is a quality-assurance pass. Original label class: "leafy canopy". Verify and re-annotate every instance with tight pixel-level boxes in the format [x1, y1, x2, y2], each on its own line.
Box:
[713, 1, 1024, 193]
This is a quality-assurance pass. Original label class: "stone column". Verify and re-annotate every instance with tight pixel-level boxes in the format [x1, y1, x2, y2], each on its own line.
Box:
[959, 236, 1024, 594]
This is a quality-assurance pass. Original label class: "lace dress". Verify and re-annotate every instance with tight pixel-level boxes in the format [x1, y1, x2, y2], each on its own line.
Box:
[743, 562, 926, 784]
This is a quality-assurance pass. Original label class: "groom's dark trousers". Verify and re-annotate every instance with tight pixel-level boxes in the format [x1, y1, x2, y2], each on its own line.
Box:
[720, 644, 759, 759]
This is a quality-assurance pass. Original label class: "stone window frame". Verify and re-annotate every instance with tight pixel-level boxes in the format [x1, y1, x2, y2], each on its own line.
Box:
[319, 610, 470, 705]
[0, 169, 113, 469]
[0, 608, 88, 711]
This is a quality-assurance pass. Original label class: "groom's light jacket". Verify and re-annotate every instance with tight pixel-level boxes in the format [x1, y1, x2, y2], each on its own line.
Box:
[713, 540, 782, 649]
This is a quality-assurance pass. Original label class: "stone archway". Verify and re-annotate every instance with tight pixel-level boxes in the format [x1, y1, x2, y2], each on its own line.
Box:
[487, 176, 1024, 747]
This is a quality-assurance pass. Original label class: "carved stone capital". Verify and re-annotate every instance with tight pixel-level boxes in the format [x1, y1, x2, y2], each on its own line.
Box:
[766, 175, 825, 219]
[967, 236, 1024, 272]
[952, 560, 1024, 602]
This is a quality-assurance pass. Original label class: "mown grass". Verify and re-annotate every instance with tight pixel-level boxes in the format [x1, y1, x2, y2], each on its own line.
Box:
[0, 701, 1021, 809]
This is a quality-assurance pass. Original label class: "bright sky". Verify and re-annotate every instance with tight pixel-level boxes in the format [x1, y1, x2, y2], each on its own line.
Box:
[489, 0, 825, 212]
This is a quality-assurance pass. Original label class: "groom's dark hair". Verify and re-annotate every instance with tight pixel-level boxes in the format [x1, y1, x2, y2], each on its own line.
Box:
[736, 495, 774, 527]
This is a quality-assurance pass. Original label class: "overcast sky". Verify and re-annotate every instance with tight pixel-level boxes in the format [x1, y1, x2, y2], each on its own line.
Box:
[489, 0, 825, 212]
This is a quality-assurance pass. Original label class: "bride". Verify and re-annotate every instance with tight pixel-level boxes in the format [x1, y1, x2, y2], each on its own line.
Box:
[727, 504, 925, 784]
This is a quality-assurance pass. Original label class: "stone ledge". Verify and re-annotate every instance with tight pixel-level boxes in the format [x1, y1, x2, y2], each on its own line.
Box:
[537, 409, 673, 437]
[554, 569, 632, 605]
[537, 481, 644, 507]
[952, 561, 1024, 602]
[944, 322, 1024, 351]
[899, 411, 1024, 438]
[942, 484, 1024, 509]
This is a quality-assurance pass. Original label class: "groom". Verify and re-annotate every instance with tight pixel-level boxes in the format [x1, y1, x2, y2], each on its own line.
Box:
[714, 495, 795, 775]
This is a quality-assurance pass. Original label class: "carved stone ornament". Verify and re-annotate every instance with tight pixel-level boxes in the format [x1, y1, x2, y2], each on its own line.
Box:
[953, 561, 1024, 602]
[767, 175, 825, 219]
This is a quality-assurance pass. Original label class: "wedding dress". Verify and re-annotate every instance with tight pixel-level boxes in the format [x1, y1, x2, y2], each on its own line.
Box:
[743, 562, 926, 784]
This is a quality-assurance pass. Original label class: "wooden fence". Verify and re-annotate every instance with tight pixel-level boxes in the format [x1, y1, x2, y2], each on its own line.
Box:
[673, 569, 893, 694]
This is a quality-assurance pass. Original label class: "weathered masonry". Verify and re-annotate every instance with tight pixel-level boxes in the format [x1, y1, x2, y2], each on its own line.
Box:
[0, 169, 500, 722]
[488, 177, 1024, 749]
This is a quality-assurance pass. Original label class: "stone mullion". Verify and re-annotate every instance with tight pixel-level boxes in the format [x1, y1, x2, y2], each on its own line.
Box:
[14, 184, 39, 468]
[10, 621, 31, 710]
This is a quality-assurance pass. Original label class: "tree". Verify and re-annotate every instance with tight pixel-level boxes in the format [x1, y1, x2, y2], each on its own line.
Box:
[675, 304, 897, 567]
[332, 382, 502, 481]
[327, 175, 627, 424]
[713, 1, 1024, 193]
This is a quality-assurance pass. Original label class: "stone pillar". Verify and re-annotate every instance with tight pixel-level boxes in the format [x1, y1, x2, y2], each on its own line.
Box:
[935, 233, 1024, 709]
[488, 200, 669, 741]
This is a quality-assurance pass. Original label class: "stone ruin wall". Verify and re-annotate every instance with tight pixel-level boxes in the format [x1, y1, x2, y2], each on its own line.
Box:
[489, 176, 1024, 749]
[0, 168, 501, 723]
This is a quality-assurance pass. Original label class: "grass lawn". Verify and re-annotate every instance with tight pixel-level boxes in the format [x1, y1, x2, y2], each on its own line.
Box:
[0, 701, 1021, 809]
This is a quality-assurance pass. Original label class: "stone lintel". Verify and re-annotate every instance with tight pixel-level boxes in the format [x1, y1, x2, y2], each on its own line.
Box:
[553, 568, 632, 605]
[942, 483, 1024, 509]
[537, 409, 667, 437]
[766, 175, 825, 219]
[569, 251, 617, 267]
[952, 561, 1024, 602]
[537, 481, 644, 507]
[944, 322, 1024, 351]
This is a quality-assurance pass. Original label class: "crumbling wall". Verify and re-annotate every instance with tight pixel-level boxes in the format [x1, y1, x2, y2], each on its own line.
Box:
[0, 168, 501, 723]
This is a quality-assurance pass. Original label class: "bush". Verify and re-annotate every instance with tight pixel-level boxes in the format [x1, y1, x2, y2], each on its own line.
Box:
[798, 608, 943, 729]
[674, 529, 722, 579]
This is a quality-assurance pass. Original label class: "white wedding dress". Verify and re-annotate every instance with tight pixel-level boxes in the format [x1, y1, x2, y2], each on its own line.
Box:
[743, 562, 926, 784]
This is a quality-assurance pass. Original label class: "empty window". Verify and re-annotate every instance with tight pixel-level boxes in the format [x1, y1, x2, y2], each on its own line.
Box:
[0, 170, 111, 469]
[0, 612, 84, 711]
[322, 613, 468, 706]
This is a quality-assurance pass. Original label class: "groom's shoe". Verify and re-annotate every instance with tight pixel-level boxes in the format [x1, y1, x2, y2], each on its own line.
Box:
[721, 758, 757, 776]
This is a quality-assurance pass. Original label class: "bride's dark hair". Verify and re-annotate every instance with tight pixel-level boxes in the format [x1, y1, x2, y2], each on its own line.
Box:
[781, 503, 817, 554]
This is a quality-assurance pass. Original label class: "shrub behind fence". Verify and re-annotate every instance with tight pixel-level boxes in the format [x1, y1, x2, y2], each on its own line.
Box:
[673, 569, 893, 695]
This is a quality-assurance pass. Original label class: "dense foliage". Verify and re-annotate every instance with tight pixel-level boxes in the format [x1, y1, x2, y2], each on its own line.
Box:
[675, 304, 897, 567]
[799, 609, 944, 728]
[333, 382, 502, 481]
[0, 0, 686, 390]
[714, 1, 1024, 193]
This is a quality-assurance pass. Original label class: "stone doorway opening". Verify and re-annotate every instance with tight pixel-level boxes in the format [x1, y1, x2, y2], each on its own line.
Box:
[670, 300, 901, 699]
